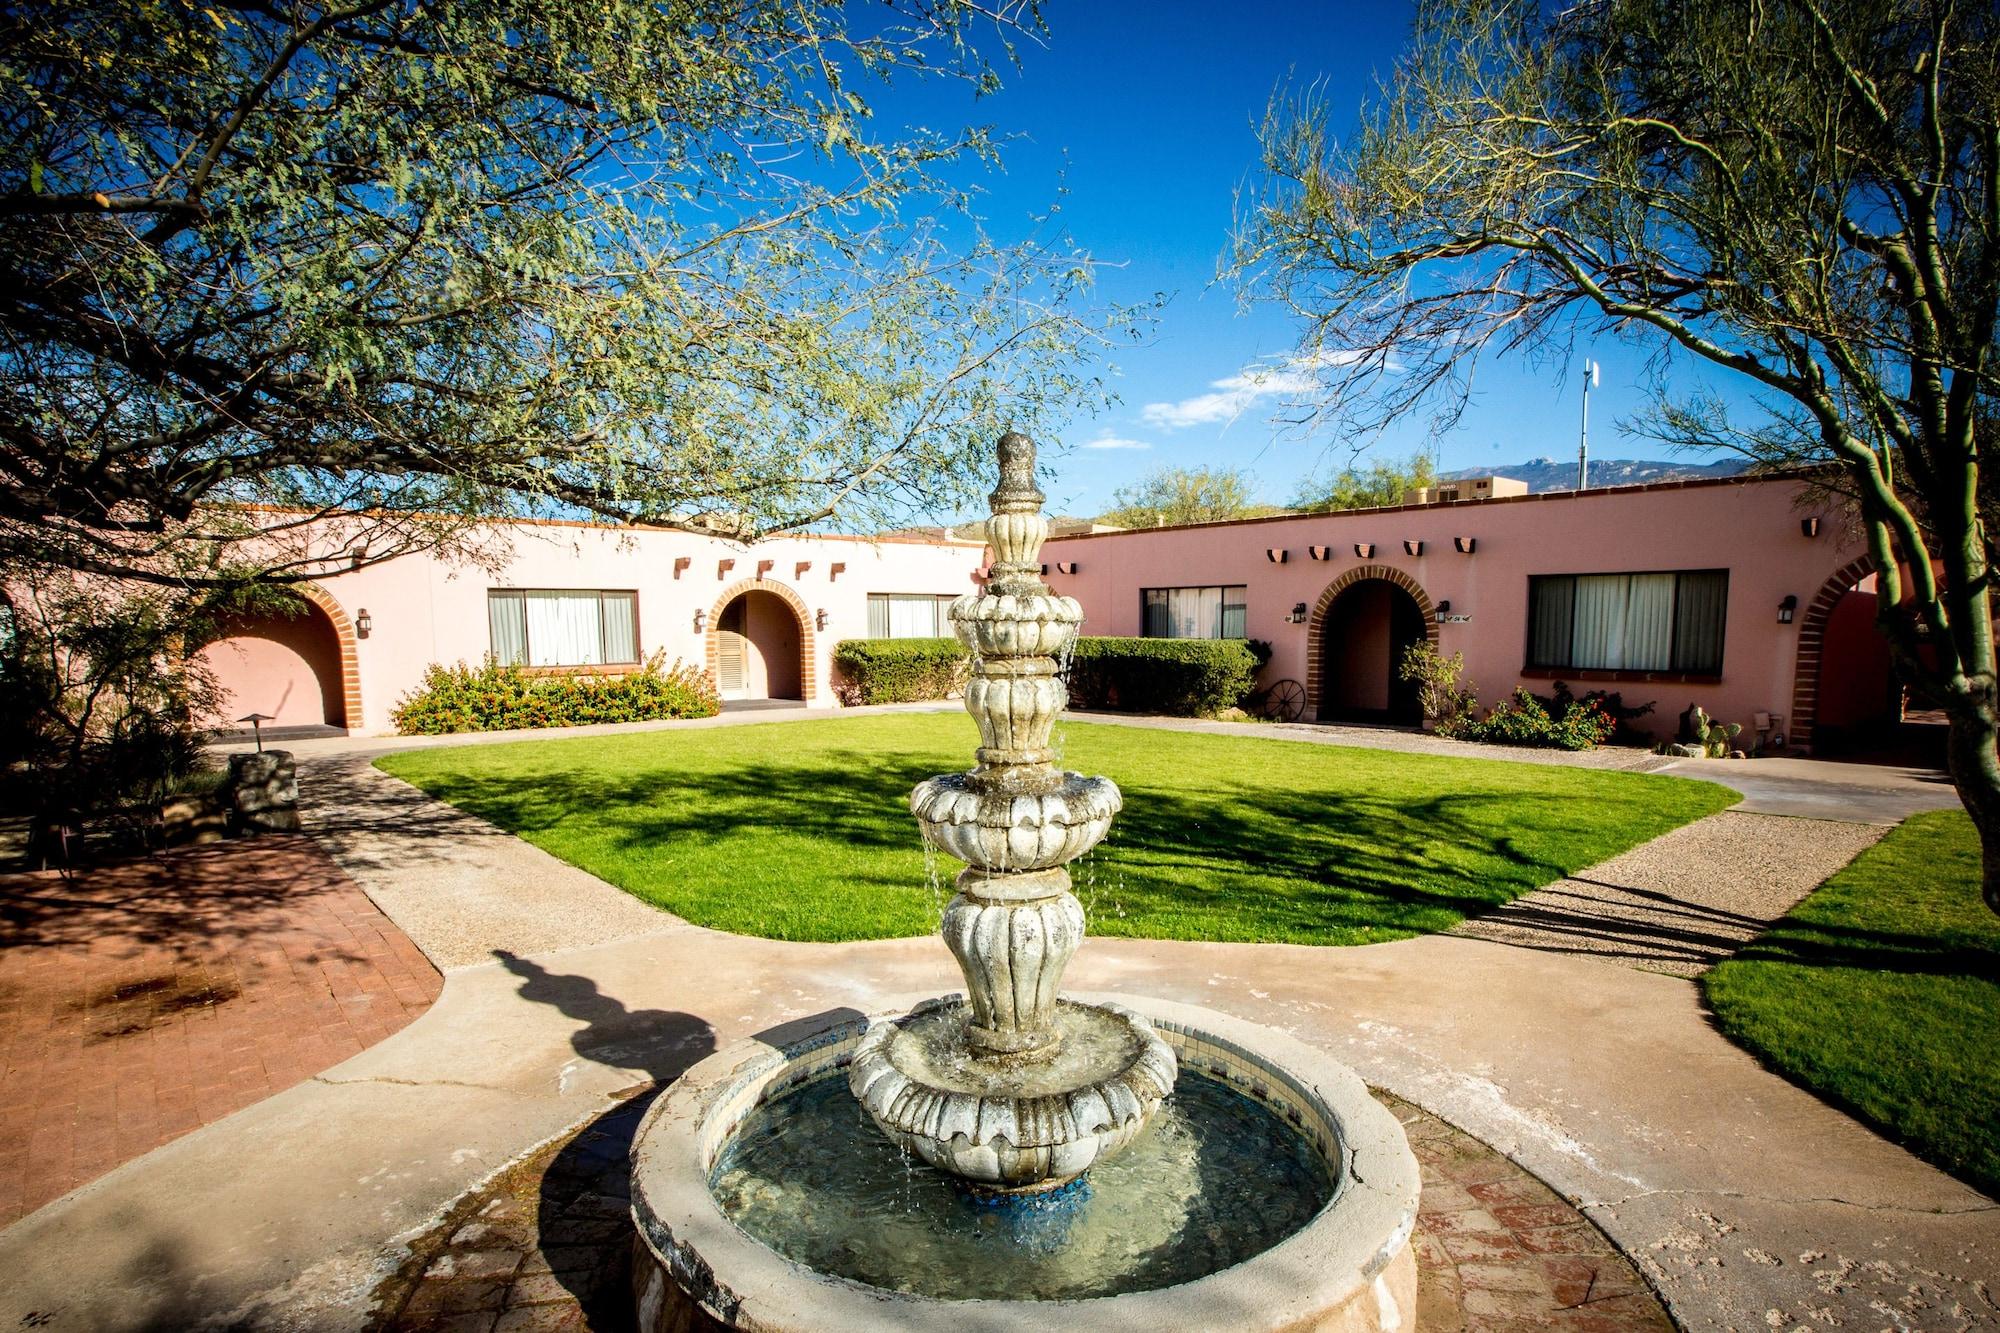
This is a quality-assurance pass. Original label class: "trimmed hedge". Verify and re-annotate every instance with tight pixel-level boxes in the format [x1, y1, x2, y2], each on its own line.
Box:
[832, 637, 968, 705]
[391, 653, 720, 734]
[1066, 637, 1263, 717]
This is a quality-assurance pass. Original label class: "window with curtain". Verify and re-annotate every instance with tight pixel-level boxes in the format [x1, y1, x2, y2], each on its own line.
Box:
[1140, 586, 1249, 639]
[487, 590, 640, 666]
[1526, 571, 1728, 674]
[865, 593, 957, 638]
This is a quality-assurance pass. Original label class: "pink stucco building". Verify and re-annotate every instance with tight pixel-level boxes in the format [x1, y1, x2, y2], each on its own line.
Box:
[197, 471, 1903, 753]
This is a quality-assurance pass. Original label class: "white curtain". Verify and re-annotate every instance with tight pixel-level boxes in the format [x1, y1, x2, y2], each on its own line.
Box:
[526, 591, 603, 666]
[888, 596, 938, 638]
[601, 592, 638, 663]
[1621, 574, 1677, 670]
[1171, 586, 1222, 638]
[488, 594, 528, 665]
[1571, 575, 1630, 669]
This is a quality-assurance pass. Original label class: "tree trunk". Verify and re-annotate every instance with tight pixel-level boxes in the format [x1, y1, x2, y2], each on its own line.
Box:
[1944, 702, 2000, 917]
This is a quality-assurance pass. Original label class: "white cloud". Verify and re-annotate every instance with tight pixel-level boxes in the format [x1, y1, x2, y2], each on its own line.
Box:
[1080, 432, 1153, 451]
[1141, 350, 1370, 430]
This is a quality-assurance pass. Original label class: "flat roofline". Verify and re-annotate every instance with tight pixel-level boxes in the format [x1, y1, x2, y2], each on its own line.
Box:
[1041, 468, 1824, 543]
[223, 503, 988, 548]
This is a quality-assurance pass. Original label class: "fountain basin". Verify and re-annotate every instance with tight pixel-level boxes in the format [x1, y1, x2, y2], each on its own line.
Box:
[629, 994, 1419, 1332]
[911, 771, 1121, 870]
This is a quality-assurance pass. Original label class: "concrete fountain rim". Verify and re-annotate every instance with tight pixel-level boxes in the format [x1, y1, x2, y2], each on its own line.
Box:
[628, 991, 1420, 1333]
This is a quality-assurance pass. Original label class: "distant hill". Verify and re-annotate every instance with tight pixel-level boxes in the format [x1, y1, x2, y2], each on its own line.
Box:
[1444, 456, 1752, 493]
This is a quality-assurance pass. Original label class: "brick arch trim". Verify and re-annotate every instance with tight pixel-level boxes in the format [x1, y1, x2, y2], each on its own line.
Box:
[196, 581, 362, 733]
[705, 578, 817, 703]
[1789, 555, 1876, 753]
[1305, 564, 1438, 719]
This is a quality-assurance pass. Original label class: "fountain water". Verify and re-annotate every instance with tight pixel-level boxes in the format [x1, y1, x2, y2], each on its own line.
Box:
[627, 434, 1421, 1331]
[850, 431, 1177, 1194]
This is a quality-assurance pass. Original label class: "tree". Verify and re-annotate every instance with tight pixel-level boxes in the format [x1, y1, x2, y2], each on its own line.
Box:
[1236, 0, 2000, 915]
[0, 0, 1118, 590]
[1294, 450, 1437, 512]
[1098, 466, 1276, 528]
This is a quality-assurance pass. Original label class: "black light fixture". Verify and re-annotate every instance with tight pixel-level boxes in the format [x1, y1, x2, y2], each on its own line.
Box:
[1040, 563, 1050, 574]
[816, 608, 829, 631]
[1778, 594, 1798, 624]
[1056, 561, 1079, 575]
[1454, 536, 1477, 554]
[1403, 539, 1424, 556]
[1434, 599, 1452, 623]
[355, 607, 373, 639]
[1288, 601, 1309, 624]
[693, 608, 707, 632]
[1354, 542, 1374, 559]
[1801, 517, 1822, 539]
[1309, 545, 1332, 561]
[1266, 548, 1288, 563]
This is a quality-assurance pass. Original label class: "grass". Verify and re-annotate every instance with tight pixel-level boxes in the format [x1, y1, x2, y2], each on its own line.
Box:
[1704, 810, 2000, 1199]
[375, 713, 1733, 946]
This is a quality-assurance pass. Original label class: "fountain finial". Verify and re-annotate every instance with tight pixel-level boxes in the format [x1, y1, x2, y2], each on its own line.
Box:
[990, 430, 1045, 511]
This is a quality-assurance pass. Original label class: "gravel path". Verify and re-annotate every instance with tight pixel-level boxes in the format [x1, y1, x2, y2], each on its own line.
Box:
[1450, 811, 1886, 975]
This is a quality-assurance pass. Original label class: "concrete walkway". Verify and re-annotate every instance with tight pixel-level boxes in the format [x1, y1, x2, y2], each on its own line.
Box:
[3, 716, 1991, 1332]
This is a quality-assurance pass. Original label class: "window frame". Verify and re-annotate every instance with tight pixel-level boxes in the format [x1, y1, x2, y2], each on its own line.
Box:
[864, 592, 959, 639]
[1522, 568, 1729, 682]
[487, 588, 643, 670]
[1139, 584, 1250, 640]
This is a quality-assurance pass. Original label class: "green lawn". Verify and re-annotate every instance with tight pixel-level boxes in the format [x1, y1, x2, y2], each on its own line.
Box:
[376, 713, 1733, 945]
[1704, 810, 2000, 1199]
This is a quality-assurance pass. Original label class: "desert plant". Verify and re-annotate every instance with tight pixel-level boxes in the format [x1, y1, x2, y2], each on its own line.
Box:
[1677, 703, 1745, 758]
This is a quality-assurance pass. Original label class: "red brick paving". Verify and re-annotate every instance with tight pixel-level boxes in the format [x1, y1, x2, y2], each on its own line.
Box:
[0, 836, 442, 1226]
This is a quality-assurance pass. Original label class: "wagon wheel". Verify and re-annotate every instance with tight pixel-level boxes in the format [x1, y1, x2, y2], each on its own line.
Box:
[1260, 678, 1307, 723]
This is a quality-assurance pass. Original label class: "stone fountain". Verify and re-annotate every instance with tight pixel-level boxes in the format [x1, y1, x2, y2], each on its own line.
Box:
[627, 433, 1421, 1331]
[848, 431, 1177, 1195]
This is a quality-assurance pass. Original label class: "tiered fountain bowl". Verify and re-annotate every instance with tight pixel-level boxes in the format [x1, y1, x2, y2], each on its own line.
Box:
[628, 434, 1420, 1332]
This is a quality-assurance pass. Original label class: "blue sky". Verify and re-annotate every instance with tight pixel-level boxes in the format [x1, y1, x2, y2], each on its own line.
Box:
[872, 2, 1757, 519]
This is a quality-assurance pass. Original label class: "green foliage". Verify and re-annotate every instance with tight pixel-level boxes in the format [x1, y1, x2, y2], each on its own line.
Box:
[377, 712, 1736, 944]
[1397, 640, 1478, 729]
[2, 1, 1126, 588]
[1705, 812, 2000, 1197]
[1679, 703, 1745, 757]
[1066, 637, 1262, 717]
[832, 638, 969, 704]
[1536, 681, 1657, 746]
[1097, 467, 1279, 528]
[1455, 687, 1615, 751]
[1294, 451, 1437, 512]
[390, 653, 718, 735]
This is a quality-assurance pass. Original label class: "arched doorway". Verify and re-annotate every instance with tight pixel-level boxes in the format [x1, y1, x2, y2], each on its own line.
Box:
[200, 588, 354, 730]
[1794, 558, 1943, 763]
[708, 585, 807, 702]
[1309, 567, 1436, 724]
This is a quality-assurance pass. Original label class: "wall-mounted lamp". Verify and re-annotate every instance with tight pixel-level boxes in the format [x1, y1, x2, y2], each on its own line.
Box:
[693, 608, 707, 632]
[1403, 539, 1424, 557]
[815, 608, 829, 631]
[1454, 536, 1477, 554]
[1287, 601, 1309, 624]
[1354, 543, 1374, 559]
[1040, 563, 1051, 575]
[1266, 548, 1288, 563]
[1778, 594, 1798, 624]
[1434, 599, 1452, 623]
[355, 608, 373, 639]
[1309, 545, 1332, 561]
[1801, 517, 1822, 539]
[1056, 561, 1079, 575]
[347, 540, 369, 570]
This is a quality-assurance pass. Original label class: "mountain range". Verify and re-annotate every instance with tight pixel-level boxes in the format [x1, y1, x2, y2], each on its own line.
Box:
[1444, 456, 1752, 492]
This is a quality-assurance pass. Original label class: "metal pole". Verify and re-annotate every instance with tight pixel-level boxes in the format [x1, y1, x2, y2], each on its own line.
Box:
[1577, 359, 1598, 490]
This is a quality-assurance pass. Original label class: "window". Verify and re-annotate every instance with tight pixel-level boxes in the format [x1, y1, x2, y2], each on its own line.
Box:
[867, 593, 957, 638]
[1141, 586, 1248, 639]
[1527, 570, 1728, 674]
[488, 589, 639, 667]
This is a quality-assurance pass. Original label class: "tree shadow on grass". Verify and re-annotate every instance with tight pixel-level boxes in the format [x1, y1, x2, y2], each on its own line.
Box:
[397, 746, 1708, 943]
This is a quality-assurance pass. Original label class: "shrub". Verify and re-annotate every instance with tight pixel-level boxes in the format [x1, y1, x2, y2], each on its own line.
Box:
[1534, 680, 1657, 745]
[1457, 687, 1615, 751]
[831, 638, 969, 704]
[1398, 640, 1479, 731]
[1065, 637, 1262, 717]
[391, 652, 719, 734]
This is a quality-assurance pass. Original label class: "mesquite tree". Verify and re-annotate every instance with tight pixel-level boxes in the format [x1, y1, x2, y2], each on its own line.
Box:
[1236, 0, 2000, 913]
[1, 0, 1119, 589]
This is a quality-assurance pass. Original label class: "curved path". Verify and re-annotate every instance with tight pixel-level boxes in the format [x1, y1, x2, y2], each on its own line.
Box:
[0, 716, 1990, 1332]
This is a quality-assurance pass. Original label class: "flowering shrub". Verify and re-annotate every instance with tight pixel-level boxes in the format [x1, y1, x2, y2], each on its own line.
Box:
[1456, 687, 1615, 750]
[391, 652, 719, 734]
